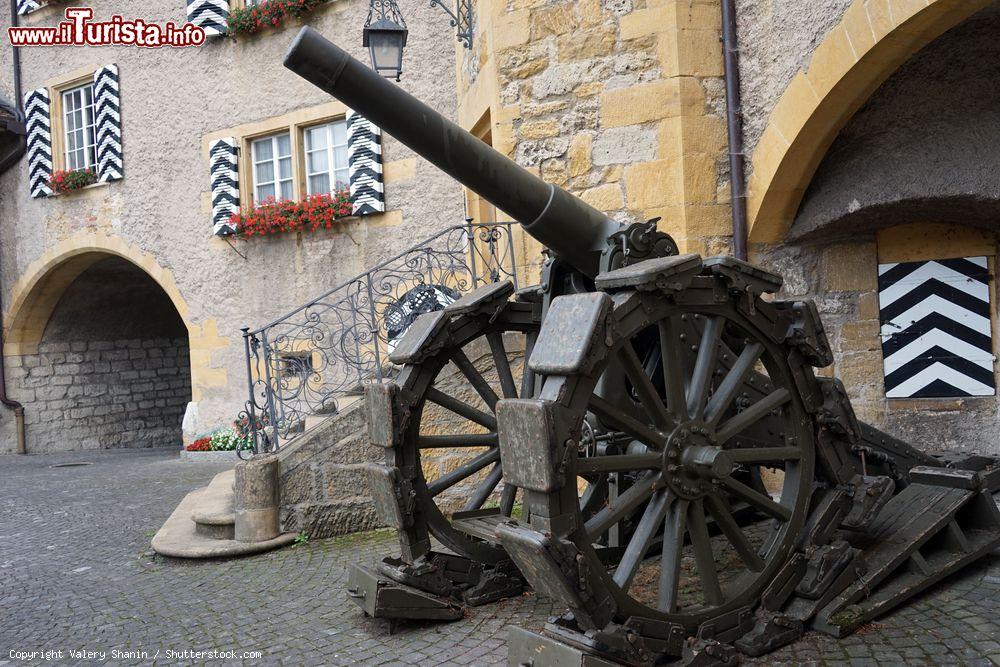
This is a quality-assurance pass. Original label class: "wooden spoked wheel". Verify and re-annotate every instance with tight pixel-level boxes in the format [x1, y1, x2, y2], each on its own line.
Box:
[392, 300, 541, 565]
[529, 282, 818, 631]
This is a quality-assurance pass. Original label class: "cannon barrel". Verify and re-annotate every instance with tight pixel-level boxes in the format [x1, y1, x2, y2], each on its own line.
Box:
[284, 27, 619, 278]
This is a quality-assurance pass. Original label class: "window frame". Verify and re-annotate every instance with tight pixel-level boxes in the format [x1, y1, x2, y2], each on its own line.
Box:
[303, 120, 351, 197]
[60, 82, 98, 172]
[47, 67, 103, 179]
[249, 131, 294, 205]
[240, 114, 351, 208]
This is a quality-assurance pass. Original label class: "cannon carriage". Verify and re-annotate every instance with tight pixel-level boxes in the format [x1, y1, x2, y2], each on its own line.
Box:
[284, 27, 1000, 664]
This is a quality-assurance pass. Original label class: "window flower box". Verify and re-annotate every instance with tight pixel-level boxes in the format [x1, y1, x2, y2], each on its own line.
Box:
[232, 189, 353, 239]
[228, 0, 331, 39]
[49, 167, 96, 195]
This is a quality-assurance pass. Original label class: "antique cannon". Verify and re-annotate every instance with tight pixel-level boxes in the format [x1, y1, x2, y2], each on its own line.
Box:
[285, 28, 1000, 664]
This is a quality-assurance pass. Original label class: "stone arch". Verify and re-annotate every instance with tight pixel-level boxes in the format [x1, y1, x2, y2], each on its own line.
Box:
[4, 231, 191, 356]
[746, 0, 992, 244]
[2, 232, 199, 452]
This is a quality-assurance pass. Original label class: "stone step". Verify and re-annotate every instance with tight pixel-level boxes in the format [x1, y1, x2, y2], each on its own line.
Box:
[152, 466, 296, 559]
[190, 470, 236, 540]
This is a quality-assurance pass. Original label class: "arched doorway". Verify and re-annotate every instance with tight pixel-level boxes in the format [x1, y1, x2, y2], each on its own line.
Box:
[752, 3, 1000, 452]
[5, 255, 192, 453]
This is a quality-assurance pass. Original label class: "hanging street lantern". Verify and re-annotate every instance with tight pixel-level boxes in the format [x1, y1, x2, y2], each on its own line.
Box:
[363, 0, 408, 81]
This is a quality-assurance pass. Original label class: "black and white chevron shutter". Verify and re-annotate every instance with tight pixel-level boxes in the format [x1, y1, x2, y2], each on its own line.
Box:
[879, 257, 995, 398]
[209, 137, 239, 236]
[24, 87, 52, 198]
[346, 110, 385, 216]
[16, 0, 40, 15]
[186, 0, 229, 36]
[93, 64, 123, 183]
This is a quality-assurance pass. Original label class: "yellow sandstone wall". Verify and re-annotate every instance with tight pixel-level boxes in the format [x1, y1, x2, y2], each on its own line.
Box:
[455, 0, 733, 283]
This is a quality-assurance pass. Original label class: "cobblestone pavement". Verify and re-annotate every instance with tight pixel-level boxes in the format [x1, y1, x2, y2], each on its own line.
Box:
[2, 448, 1000, 666]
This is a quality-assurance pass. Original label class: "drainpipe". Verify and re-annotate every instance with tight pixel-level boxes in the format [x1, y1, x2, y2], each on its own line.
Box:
[1, 0, 28, 454]
[721, 0, 748, 261]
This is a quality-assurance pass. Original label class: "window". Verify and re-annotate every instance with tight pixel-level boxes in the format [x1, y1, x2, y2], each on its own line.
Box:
[62, 83, 96, 171]
[304, 121, 350, 195]
[251, 133, 293, 203]
[278, 351, 314, 379]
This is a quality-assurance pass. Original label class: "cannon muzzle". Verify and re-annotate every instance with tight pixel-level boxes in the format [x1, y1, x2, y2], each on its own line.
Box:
[284, 27, 620, 278]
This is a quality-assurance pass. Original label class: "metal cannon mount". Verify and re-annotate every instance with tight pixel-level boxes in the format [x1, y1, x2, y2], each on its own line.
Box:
[284, 28, 1000, 665]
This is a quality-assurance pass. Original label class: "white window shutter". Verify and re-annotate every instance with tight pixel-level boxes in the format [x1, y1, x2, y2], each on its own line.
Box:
[186, 0, 230, 37]
[878, 257, 995, 398]
[210, 137, 239, 236]
[93, 64, 123, 183]
[346, 110, 385, 215]
[16, 0, 40, 15]
[24, 87, 52, 198]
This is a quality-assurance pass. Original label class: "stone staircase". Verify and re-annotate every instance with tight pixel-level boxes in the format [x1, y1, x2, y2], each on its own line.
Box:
[152, 392, 384, 557]
[152, 468, 296, 558]
[276, 395, 384, 539]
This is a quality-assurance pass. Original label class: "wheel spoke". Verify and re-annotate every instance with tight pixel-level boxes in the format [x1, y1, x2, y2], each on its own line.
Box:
[728, 446, 801, 465]
[585, 472, 658, 540]
[687, 316, 723, 420]
[705, 494, 764, 572]
[576, 453, 662, 474]
[613, 489, 670, 591]
[721, 476, 791, 521]
[657, 497, 688, 612]
[499, 482, 518, 517]
[520, 330, 538, 398]
[688, 499, 724, 606]
[618, 343, 672, 429]
[487, 332, 518, 399]
[704, 343, 764, 427]
[426, 387, 498, 430]
[464, 462, 503, 511]
[658, 317, 687, 420]
[588, 395, 666, 449]
[452, 348, 501, 411]
[426, 448, 500, 497]
[715, 388, 790, 445]
[417, 433, 498, 448]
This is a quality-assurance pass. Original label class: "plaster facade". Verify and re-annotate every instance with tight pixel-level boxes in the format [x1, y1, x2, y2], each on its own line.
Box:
[0, 0, 465, 453]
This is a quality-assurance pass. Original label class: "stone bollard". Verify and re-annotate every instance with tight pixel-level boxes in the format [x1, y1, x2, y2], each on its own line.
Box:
[234, 454, 280, 543]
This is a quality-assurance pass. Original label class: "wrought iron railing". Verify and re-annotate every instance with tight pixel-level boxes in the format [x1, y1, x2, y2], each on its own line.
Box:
[239, 221, 520, 456]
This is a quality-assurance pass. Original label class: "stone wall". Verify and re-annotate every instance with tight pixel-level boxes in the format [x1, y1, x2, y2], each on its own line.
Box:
[745, 7, 1000, 457]
[6, 338, 191, 454]
[756, 224, 1000, 457]
[277, 400, 382, 538]
[456, 0, 734, 269]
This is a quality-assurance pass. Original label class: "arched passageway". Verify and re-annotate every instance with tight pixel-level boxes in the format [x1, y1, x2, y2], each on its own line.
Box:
[753, 4, 1000, 453]
[6, 257, 192, 453]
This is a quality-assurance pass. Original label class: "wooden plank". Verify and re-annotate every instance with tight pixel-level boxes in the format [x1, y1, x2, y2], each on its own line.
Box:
[453, 513, 507, 543]
[814, 484, 1000, 638]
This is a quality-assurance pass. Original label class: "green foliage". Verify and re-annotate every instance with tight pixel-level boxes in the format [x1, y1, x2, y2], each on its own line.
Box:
[293, 530, 309, 547]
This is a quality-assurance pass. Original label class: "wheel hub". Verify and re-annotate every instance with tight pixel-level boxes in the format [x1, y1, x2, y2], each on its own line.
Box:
[663, 421, 734, 499]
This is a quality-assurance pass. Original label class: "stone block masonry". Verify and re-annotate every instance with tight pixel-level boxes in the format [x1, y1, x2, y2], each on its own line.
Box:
[5, 337, 191, 453]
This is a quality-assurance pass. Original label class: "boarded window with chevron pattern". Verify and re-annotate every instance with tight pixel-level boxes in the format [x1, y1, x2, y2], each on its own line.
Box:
[878, 257, 996, 398]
